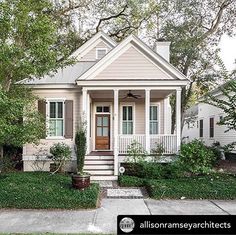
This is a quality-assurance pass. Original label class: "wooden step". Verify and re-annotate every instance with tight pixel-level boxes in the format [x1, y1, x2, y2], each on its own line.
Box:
[85, 160, 114, 165]
[86, 155, 114, 160]
[84, 164, 114, 170]
[85, 170, 114, 175]
[91, 175, 118, 181]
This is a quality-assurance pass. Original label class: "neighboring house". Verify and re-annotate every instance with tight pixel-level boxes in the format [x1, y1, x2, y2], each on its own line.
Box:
[21, 32, 189, 180]
[183, 83, 236, 152]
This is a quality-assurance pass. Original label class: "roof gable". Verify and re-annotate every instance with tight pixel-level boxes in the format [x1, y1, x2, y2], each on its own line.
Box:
[95, 45, 173, 79]
[70, 31, 117, 61]
[77, 34, 189, 81]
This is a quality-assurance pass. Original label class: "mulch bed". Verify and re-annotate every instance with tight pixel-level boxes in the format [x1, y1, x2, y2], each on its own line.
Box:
[215, 160, 236, 174]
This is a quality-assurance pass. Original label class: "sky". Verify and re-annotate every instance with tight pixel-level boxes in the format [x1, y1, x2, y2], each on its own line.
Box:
[219, 35, 236, 71]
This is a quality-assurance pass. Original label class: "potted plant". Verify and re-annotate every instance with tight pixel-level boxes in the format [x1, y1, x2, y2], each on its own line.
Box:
[72, 122, 90, 190]
[48, 143, 72, 174]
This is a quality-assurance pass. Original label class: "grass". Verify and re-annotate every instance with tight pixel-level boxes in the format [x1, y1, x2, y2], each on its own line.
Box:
[0, 172, 100, 209]
[119, 174, 236, 200]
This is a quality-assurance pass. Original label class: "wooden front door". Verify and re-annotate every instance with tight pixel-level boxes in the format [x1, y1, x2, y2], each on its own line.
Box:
[95, 114, 110, 150]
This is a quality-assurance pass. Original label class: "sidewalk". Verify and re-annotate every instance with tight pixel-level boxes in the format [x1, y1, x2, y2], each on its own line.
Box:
[0, 199, 235, 234]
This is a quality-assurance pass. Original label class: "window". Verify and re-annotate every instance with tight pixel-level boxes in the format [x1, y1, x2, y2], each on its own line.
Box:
[150, 105, 159, 134]
[122, 106, 133, 134]
[209, 117, 214, 138]
[96, 48, 107, 59]
[199, 119, 203, 137]
[96, 106, 110, 113]
[48, 101, 64, 137]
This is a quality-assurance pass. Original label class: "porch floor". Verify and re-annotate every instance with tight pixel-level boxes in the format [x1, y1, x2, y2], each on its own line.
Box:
[88, 151, 114, 156]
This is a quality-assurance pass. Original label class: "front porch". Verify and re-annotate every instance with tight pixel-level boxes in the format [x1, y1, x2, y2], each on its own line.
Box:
[81, 85, 182, 177]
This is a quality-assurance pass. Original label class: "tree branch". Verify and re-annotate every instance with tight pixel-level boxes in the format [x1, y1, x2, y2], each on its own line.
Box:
[95, 4, 128, 32]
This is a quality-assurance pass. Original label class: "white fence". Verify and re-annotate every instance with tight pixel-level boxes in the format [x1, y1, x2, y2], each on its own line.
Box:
[119, 134, 177, 154]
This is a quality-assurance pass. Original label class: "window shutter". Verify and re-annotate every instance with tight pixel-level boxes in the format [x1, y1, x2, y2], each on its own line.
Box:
[38, 100, 46, 138]
[64, 100, 73, 139]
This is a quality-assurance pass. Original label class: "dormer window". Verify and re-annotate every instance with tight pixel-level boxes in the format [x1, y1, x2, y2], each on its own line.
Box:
[96, 48, 107, 60]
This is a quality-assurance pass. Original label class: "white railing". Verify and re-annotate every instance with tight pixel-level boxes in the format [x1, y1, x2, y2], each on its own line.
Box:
[118, 134, 177, 154]
[150, 134, 177, 154]
[119, 134, 145, 154]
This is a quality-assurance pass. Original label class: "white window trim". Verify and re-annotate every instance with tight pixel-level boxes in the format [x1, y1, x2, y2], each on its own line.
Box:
[96, 48, 108, 60]
[150, 102, 161, 135]
[120, 102, 135, 135]
[46, 98, 66, 140]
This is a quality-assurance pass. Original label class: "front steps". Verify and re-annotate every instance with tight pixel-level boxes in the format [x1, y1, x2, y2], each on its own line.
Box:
[84, 154, 117, 180]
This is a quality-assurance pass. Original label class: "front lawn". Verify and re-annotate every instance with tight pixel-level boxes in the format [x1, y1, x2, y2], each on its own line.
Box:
[119, 174, 236, 200]
[0, 172, 100, 209]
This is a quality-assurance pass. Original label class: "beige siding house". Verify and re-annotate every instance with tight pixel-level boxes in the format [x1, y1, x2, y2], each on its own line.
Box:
[21, 32, 189, 180]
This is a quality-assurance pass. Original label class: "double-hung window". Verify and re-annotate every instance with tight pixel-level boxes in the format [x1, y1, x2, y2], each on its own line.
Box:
[209, 117, 214, 138]
[199, 119, 203, 137]
[122, 106, 133, 134]
[150, 105, 159, 134]
[48, 101, 64, 137]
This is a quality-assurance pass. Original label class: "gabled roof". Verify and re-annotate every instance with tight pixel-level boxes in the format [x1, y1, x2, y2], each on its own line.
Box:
[69, 31, 117, 60]
[76, 34, 189, 81]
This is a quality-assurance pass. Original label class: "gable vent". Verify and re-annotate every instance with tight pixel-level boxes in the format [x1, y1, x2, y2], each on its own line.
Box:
[96, 48, 107, 60]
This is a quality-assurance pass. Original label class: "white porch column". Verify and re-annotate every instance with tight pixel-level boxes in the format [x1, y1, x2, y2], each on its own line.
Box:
[145, 89, 150, 153]
[82, 88, 89, 154]
[113, 89, 119, 176]
[86, 92, 91, 154]
[176, 88, 182, 151]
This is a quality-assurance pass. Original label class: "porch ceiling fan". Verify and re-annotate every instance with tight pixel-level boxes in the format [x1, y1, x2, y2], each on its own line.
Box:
[123, 90, 141, 99]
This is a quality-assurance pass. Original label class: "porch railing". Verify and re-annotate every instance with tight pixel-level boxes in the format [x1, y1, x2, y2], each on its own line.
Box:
[119, 134, 177, 154]
[119, 134, 145, 154]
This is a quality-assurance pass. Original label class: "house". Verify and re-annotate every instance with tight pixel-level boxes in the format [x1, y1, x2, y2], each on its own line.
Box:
[21, 32, 189, 180]
[182, 82, 236, 152]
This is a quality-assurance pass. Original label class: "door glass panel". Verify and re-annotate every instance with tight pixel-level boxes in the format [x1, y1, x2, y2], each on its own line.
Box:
[103, 127, 109, 136]
[97, 117, 102, 126]
[97, 127, 102, 136]
[103, 117, 108, 126]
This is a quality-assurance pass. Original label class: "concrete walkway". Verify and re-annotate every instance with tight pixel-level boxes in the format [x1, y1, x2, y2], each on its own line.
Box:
[0, 199, 236, 234]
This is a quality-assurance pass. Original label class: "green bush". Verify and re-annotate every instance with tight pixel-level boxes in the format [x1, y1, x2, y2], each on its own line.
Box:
[179, 139, 216, 174]
[75, 127, 86, 174]
[138, 162, 164, 179]
[49, 142, 71, 173]
[126, 141, 147, 163]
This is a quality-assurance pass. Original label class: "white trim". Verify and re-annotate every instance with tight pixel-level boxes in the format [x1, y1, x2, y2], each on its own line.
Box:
[145, 89, 150, 152]
[69, 31, 116, 60]
[120, 102, 136, 135]
[93, 102, 113, 151]
[96, 48, 108, 60]
[76, 34, 189, 81]
[77, 80, 188, 87]
[150, 102, 161, 135]
[176, 89, 181, 151]
[45, 98, 66, 139]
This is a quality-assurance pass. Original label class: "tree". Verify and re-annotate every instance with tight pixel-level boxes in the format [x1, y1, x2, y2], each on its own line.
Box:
[0, 86, 45, 158]
[206, 80, 236, 132]
[0, 0, 75, 158]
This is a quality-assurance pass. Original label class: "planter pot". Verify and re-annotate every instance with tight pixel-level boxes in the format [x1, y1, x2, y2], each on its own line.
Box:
[72, 173, 90, 190]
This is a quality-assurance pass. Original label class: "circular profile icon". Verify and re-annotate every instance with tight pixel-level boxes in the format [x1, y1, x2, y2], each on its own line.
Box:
[119, 217, 135, 233]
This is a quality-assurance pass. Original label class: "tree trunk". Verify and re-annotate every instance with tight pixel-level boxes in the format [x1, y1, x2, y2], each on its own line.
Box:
[0, 145, 3, 159]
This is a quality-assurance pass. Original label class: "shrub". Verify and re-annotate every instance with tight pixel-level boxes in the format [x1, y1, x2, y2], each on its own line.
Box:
[75, 126, 86, 174]
[126, 141, 147, 163]
[179, 139, 216, 174]
[138, 162, 164, 179]
[151, 143, 165, 162]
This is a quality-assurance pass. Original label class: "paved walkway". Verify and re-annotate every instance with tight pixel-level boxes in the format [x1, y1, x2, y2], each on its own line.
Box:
[0, 199, 235, 234]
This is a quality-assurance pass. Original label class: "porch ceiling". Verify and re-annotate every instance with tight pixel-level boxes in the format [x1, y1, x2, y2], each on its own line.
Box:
[89, 89, 174, 99]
